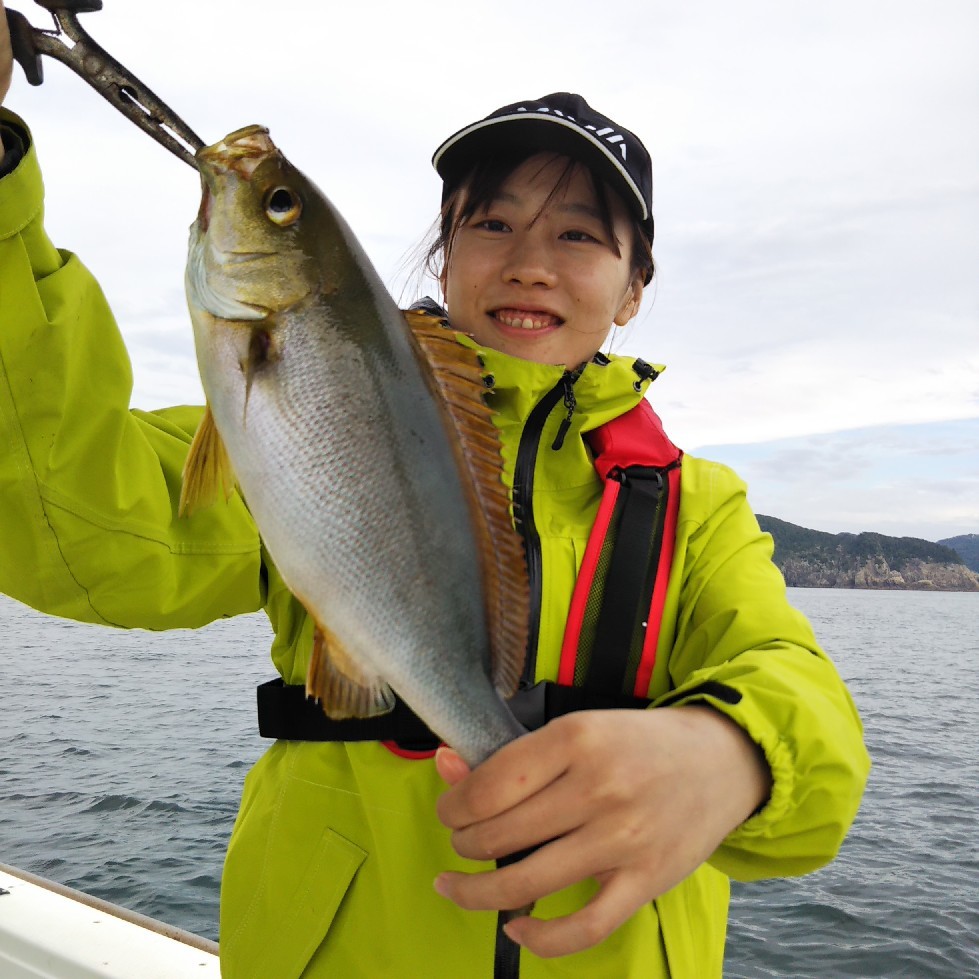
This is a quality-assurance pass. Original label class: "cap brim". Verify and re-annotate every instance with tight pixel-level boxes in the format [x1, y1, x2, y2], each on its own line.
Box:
[433, 113, 650, 225]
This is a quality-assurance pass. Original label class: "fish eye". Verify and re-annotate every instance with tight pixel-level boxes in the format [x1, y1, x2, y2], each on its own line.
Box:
[264, 186, 302, 226]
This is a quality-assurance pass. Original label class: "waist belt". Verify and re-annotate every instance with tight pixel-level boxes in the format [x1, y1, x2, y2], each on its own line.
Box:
[257, 677, 651, 750]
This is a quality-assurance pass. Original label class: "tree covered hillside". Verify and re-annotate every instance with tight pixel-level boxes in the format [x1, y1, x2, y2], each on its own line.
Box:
[756, 516, 979, 591]
[937, 534, 979, 573]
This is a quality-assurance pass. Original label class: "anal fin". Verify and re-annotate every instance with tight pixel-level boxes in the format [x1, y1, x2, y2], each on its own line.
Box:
[306, 622, 395, 720]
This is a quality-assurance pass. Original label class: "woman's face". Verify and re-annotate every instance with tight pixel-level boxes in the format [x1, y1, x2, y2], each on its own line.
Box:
[440, 154, 644, 368]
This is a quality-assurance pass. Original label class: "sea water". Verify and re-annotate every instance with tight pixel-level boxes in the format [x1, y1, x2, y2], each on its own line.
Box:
[1, 589, 977, 976]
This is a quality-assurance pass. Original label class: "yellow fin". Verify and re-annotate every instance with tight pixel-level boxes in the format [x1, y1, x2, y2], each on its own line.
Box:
[306, 621, 396, 719]
[404, 309, 529, 699]
[179, 405, 236, 516]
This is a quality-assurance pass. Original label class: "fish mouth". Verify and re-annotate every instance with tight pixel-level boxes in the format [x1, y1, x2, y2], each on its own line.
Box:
[491, 307, 564, 331]
[196, 125, 277, 179]
[186, 233, 270, 322]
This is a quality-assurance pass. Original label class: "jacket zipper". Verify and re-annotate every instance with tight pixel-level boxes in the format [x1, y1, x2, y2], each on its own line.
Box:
[495, 369, 581, 979]
[511, 368, 581, 690]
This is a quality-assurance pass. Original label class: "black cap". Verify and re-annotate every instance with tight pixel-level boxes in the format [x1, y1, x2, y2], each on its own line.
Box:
[432, 93, 653, 243]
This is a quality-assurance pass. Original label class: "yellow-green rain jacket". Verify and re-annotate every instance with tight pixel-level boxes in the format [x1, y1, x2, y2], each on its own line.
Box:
[0, 110, 869, 978]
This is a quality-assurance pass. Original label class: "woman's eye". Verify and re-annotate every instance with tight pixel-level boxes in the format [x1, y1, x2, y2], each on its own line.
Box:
[561, 229, 597, 243]
[475, 219, 510, 232]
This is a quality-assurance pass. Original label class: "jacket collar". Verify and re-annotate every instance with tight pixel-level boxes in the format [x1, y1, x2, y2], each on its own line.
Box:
[453, 332, 665, 439]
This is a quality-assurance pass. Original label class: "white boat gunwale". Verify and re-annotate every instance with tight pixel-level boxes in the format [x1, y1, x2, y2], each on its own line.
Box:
[0, 860, 220, 979]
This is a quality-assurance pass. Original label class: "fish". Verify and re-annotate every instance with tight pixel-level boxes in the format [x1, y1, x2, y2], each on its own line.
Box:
[180, 125, 529, 768]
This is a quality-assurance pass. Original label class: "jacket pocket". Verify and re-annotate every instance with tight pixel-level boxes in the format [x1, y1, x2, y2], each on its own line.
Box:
[220, 772, 368, 979]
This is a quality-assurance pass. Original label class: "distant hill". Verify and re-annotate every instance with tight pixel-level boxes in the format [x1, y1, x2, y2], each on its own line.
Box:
[938, 534, 979, 573]
[757, 516, 979, 591]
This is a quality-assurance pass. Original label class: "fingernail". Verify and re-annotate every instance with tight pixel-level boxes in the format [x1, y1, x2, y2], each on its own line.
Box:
[502, 922, 522, 946]
[435, 747, 467, 784]
[433, 874, 449, 898]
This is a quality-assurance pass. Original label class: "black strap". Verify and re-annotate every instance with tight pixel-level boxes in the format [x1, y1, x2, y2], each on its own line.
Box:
[584, 465, 670, 698]
[257, 678, 439, 749]
[257, 678, 651, 747]
[494, 917, 521, 978]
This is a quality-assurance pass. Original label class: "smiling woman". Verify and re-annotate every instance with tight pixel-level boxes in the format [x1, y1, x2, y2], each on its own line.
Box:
[435, 153, 645, 367]
[0, 32, 869, 976]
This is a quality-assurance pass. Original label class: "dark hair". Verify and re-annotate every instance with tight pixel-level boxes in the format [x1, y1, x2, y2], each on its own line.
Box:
[424, 148, 655, 288]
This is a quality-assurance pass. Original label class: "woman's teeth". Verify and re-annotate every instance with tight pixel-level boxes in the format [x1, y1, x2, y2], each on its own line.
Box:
[495, 310, 560, 331]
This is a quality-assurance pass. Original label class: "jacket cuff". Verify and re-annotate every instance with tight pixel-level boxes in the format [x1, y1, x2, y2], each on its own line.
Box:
[0, 123, 26, 176]
[0, 108, 43, 240]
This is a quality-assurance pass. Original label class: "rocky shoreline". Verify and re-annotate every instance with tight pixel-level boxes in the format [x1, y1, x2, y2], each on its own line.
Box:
[778, 555, 979, 591]
[757, 516, 979, 592]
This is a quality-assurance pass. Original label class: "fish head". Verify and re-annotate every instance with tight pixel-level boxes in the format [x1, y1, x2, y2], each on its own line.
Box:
[187, 125, 326, 325]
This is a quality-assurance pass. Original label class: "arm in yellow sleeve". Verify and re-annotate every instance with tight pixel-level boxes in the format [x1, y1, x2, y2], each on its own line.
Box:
[659, 455, 870, 879]
[0, 109, 264, 628]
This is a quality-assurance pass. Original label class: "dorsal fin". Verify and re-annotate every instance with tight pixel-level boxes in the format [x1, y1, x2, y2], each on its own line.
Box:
[404, 309, 529, 698]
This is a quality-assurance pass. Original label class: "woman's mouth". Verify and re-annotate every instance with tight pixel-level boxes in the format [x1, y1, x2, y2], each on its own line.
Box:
[493, 308, 563, 331]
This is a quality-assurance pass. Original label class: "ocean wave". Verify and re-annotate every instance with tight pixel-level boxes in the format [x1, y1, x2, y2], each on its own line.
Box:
[82, 794, 142, 813]
[142, 798, 190, 814]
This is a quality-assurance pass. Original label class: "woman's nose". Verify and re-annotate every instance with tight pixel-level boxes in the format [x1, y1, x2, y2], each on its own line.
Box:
[501, 236, 557, 287]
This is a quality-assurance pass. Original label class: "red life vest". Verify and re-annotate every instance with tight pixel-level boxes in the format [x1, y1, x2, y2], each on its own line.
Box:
[559, 397, 682, 701]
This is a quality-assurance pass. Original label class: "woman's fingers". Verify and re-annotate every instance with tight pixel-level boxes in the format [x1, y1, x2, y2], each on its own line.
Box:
[441, 713, 664, 862]
[433, 746, 469, 786]
[434, 815, 654, 916]
[436, 722, 576, 829]
[446, 769, 581, 861]
[434, 831, 587, 913]
[503, 870, 650, 958]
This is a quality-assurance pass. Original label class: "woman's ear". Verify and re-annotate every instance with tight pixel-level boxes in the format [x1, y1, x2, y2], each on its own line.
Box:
[613, 275, 644, 327]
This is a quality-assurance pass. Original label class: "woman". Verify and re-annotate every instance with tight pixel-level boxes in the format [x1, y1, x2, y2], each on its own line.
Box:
[0, 10, 868, 973]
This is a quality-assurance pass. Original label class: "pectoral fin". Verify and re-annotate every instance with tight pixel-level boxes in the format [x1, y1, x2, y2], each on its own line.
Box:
[179, 405, 236, 516]
[306, 621, 395, 719]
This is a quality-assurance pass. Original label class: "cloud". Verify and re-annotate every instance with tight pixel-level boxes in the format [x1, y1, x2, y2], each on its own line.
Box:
[6, 0, 978, 532]
[695, 417, 979, 540]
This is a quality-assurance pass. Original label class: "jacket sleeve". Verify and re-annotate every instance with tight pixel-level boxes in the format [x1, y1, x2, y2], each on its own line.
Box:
[0, 110, 264, 629]
[655, 455, 870, 880]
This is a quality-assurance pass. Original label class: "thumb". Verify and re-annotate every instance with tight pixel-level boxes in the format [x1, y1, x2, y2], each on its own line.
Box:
[435, 746, 470, 785]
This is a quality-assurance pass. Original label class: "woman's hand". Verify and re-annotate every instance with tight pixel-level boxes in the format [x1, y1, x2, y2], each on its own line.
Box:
[0, 1, 12, 107]
[434, 705, 771, 959]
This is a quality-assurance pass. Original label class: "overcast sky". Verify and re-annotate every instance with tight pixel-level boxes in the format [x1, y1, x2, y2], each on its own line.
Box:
[6, 0, 978, 540]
